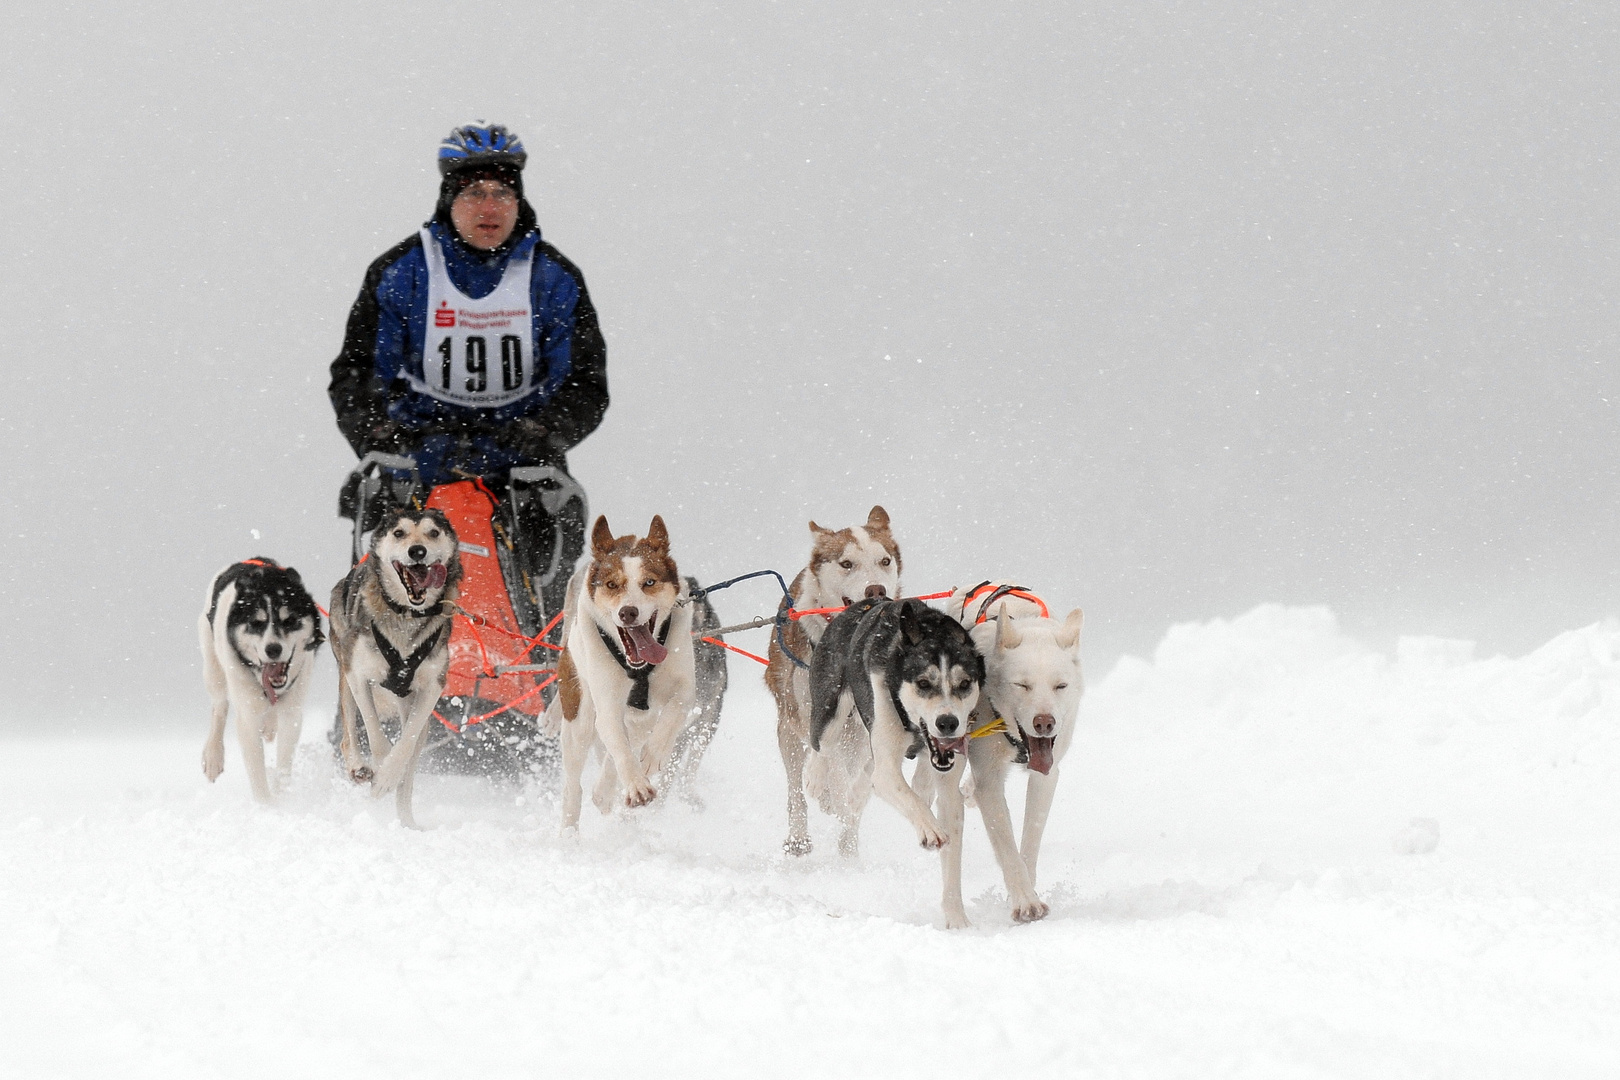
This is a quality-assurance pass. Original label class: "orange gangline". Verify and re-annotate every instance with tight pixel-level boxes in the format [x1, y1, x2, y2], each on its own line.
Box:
[702, 636, 769, 666]
[790, 589, 956, 620]
[435, 674, 557, 732]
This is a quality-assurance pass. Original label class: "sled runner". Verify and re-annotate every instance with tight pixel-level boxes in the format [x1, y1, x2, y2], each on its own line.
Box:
[334, 451, 588, 774]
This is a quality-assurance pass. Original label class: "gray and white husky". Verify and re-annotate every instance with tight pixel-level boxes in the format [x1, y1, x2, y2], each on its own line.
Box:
[199, 558, 325, 802]
[329, 507, 462, 828]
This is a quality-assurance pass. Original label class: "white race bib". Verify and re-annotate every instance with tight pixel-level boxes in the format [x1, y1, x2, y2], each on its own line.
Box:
[409, 228, 537, 407]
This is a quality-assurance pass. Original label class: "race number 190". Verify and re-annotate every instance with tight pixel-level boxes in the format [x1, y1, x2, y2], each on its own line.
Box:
[436, 335, 525, 394]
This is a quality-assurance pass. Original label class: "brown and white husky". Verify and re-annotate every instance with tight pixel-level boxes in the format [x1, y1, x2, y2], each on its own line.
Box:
[765, 506, 902, 857]
[554, 515, 697, 831]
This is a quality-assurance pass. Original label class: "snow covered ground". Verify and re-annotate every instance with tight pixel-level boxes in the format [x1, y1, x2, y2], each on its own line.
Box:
[4, 605, 1618, 1079]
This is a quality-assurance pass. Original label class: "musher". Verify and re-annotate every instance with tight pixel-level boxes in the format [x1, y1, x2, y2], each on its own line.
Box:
[328, 121, 607, 624]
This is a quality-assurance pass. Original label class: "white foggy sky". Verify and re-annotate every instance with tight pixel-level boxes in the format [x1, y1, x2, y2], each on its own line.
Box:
[1, 1, 1614, 722]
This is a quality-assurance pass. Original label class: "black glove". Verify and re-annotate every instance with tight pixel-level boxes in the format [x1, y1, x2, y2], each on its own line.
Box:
[508, 416, 551, 459]
[366, 420, 409, 454]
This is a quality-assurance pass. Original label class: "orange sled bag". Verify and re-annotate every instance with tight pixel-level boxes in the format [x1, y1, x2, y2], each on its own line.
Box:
[426, 479, 558, 724]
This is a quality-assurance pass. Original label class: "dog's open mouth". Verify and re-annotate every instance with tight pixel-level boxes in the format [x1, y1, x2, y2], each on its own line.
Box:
[923, 730, 967, 772]
[618, 618, 668, 667]
[1026, 735, 1056, 775]
[260, 661, 289, 703]
[392, 561, 447, 606]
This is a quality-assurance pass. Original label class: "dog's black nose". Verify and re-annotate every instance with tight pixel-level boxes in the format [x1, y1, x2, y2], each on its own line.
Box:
[865, 584, 887, 599]
[935, 714, 959, 735]
[408, 544, 427, 562]
[264, 642, 283, 660]
[619, 605, 640, 625]
[1033, 713, 1056, 737]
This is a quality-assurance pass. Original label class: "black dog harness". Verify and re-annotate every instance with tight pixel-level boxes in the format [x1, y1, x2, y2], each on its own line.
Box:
[596, 618, 673, 711]
[372, 623, 445, 698]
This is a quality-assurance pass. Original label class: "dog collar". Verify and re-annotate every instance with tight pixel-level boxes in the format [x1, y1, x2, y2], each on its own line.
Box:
[596, 616, 673, 712]
[382, 593, 444, 618]
[969, 714, 1029, 762]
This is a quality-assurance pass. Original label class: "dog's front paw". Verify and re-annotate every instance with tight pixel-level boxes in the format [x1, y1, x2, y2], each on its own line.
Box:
[783, 835, 813, 857]
[1011, 897, 1050, 924]
[202, 744, 224, 782]
[915, 822, 949, 850]
[623, 779, 658, 808]
[943, 910, 973, 930]
[348, 765, 374, 785]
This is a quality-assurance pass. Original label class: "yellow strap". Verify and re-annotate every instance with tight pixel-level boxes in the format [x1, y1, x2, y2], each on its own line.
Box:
[970, 717, 1007, 739]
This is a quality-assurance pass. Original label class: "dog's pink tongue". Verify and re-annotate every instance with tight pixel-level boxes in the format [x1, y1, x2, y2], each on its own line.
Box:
[260, 662, 288, 704]
[624, 622, 667, 665]
[426, 563, 447, 589]
[1027, 736, 1055, 775]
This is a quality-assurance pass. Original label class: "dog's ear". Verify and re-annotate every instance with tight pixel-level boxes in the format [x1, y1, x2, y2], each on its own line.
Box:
[899, 600, 925, 645]
[645, 515, 670, 552]
[994, 603, 1022, 650]
[591, 515, 615, 555]
[1055, 608, 1084, 651]
[866, 505, 890, 531]
[809, 520, 829, 536]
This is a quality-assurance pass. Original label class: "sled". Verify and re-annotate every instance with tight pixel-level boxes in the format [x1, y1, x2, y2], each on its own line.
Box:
[338, 451, 588, 773]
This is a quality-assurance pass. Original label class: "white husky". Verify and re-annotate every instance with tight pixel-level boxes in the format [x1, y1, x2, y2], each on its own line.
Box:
[914, 583, 1083, 924]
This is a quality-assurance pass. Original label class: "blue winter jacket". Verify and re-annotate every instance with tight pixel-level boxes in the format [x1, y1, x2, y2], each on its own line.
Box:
[329, 215, 608, 487]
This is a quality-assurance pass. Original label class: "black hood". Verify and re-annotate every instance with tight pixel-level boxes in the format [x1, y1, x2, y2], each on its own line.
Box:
[432, 166, 539, 262]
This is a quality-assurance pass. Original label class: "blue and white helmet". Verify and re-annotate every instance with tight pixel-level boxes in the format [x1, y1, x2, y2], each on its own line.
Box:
[437, 122, 528, 176]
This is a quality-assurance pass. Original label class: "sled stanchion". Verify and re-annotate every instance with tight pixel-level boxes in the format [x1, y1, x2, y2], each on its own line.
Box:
[704, 616, 776, 637]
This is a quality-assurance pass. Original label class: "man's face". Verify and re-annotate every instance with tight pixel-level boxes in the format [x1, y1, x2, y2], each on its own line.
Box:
[450, 179, 520, 250]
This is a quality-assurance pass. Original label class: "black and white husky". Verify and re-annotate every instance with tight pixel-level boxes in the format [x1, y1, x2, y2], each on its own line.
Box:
[199, 559, 325, 802]
[329, 508, 462, 829]
[808, 596, 984, 926]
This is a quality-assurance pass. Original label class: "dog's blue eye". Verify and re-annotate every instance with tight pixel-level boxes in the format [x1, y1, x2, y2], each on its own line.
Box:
[880, 557, 891, 567]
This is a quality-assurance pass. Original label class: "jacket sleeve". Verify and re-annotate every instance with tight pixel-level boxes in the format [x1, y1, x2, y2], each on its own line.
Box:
[530, 244, 609, 454]
[328, 237, 419, 457]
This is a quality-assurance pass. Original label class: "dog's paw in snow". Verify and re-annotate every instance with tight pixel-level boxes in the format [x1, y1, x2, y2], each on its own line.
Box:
[1011, 897, 1050, 924]
[623, 779, 658, 808]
